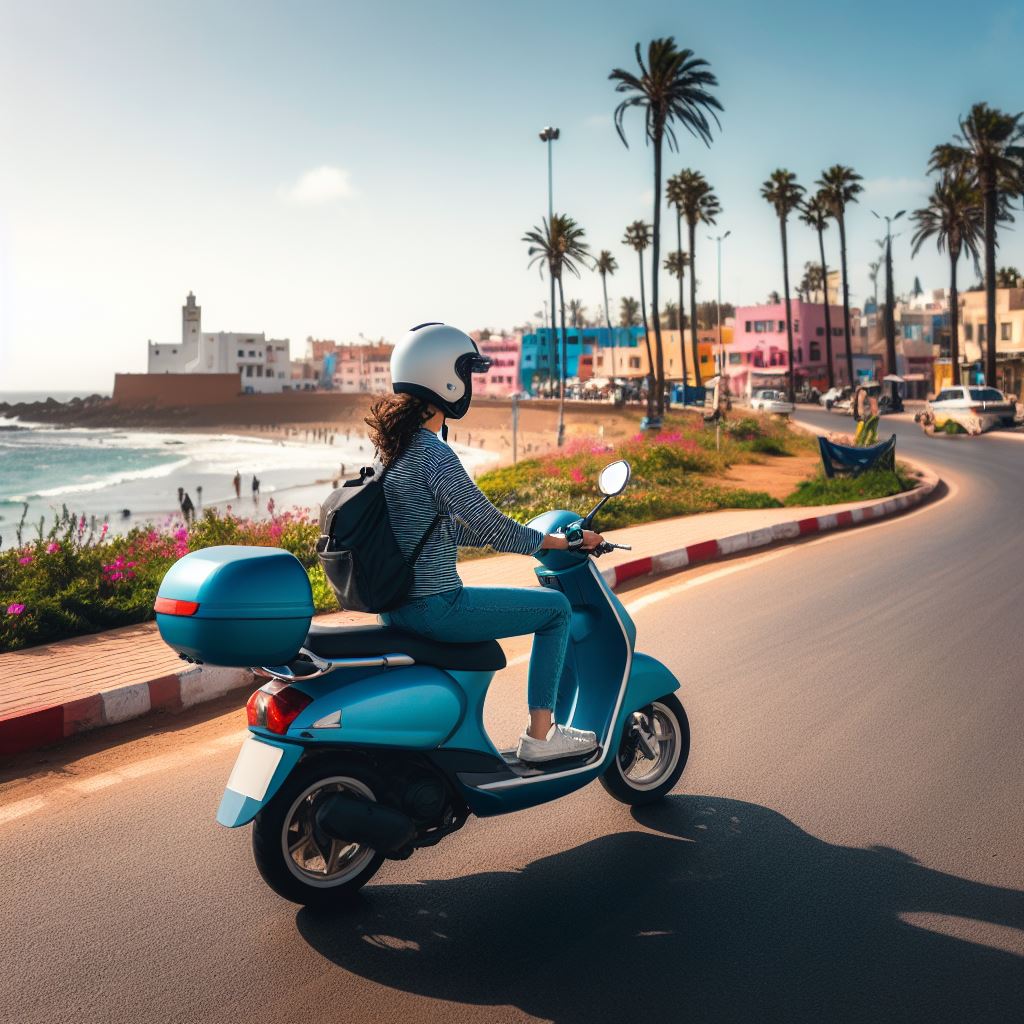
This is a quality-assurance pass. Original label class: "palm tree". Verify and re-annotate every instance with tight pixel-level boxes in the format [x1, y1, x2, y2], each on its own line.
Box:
[569, 299, 587, 330]
[662, 249, 689, 376]
[611, 38, 722, 414]
[868, 259, 881, 306]
[595, 250, 618, 345]
[931, 104, 1024, 385]
[817, 165, 863, 385]
[800, 193, 836, 388]
[662, 300, 680, 329]
[622, 220, 656, 414]
[620, 296, 640, 326]
[667, 170, 721, 386]
[996, 266, 1022, 288]
[665, 175, 690, 384]
[524, 214, 590, 444]
[761, 169, 805, 402]
[911, 172, 983, 387]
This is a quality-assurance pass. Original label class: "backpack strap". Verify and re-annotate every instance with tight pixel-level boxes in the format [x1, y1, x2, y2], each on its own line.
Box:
[408, 514, 443, 566]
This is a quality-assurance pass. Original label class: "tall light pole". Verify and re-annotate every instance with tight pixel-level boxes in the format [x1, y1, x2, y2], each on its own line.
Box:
[708, 230, 731, 377]
[872, 209, 904, 379]
[538, 126, 561, 442]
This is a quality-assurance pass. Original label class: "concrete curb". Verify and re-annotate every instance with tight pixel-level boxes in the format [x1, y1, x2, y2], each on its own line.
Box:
[597, 464, 939, 589]
[1, 458, 941, 759]
[0, 664, 255, 758]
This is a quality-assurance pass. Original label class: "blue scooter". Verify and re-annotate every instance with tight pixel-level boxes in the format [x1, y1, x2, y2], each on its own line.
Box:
[156, 459, 688, 907]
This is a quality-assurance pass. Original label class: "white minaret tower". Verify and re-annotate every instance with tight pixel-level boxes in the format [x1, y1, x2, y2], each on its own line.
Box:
[182, 291, 201, 356]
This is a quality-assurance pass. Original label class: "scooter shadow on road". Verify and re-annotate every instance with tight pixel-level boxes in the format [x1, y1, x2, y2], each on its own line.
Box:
[295, 795, 1024, 1024]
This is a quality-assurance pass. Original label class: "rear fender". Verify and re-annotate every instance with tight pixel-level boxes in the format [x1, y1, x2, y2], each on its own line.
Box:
[216, 735, 303, 828]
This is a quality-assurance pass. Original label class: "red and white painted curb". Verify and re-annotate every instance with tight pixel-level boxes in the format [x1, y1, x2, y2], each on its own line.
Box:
[0, 665, 254, 758]
[1, 464, 939, 759]
[598, 466, 939, 589]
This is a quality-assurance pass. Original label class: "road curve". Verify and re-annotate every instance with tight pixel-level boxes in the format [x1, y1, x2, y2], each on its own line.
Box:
[1, 412, 1022, 1024]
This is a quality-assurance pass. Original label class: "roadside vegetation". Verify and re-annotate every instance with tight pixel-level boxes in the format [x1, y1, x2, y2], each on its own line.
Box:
[783, 464, 918, 506]
[2, 414, 911, 652]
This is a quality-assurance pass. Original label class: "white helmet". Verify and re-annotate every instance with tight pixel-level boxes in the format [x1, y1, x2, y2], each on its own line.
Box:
[390, 322, 491, 419]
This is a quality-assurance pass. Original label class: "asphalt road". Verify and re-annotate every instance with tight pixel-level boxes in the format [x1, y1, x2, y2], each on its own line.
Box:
[1, 412, 1022, 1024]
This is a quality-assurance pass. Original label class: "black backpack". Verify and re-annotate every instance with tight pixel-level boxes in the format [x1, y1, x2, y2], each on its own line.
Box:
[316, 465, 441, 613]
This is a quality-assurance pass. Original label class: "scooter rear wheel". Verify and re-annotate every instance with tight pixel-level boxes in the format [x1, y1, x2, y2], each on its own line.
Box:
[600, 694, 689, 806]
[252, 760, 385, 907]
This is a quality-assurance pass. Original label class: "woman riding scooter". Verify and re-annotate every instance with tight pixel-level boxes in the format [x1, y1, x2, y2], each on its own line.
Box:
[369, 322, 602, 763]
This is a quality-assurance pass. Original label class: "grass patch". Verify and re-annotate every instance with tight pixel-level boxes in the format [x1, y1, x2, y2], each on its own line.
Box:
[782, 465, 917, 506]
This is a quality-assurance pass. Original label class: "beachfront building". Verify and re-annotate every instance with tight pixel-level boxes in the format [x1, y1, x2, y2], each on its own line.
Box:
[593, 329, 719, 385]
[469, 332, 522, 398]
[521, 326, 646, 395]
[728, 300, 850, 395]
[959, 286, 1024, 398]
[146, 292, 291, 393]
[332, 342, 394, 394]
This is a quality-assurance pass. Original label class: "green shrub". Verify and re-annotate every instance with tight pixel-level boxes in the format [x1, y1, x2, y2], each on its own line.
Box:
[783, 466, 916, 506]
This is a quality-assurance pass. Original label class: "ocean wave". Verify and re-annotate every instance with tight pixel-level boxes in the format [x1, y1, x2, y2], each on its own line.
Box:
[7, 456, 192, 501]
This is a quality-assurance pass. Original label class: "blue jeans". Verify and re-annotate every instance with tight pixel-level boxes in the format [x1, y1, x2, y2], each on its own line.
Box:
[382, 586, 574, 710]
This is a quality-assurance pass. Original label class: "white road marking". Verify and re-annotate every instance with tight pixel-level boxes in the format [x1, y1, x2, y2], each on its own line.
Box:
[0, 795, 48, 825]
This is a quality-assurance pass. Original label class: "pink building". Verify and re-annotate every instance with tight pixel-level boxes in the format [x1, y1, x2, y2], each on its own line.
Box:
[469, 332, 522, 398]
[727, 301, 852, 394]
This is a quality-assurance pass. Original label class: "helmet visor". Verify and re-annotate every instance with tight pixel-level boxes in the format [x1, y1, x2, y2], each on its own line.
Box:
[456, 352, 492, 376]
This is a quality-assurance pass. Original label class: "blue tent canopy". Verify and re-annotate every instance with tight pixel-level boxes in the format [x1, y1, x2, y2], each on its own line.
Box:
[817, 434, 896, 478]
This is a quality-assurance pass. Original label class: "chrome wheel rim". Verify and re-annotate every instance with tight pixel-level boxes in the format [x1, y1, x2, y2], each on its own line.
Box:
[617, 702, 682, 792]
[281, 776, 377, 888]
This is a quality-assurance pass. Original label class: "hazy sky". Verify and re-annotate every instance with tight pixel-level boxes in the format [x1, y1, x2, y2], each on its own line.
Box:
[1, 0, 1022, 390]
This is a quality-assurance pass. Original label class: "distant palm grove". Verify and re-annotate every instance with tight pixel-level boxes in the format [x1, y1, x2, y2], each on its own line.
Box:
[522, 38, 1024, 433]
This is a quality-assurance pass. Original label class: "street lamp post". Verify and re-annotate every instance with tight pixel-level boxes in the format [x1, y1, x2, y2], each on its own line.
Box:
[708, 230, 731, 377]
[539, 126, 563, 445]
[872, 209, 905, 379]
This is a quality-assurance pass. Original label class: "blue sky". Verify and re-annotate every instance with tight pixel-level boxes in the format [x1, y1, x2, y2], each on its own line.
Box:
[1, 0, 1022, 390]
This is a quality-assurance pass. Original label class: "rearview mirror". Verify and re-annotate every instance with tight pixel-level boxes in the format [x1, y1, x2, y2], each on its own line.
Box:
[598, 460, 631, 496]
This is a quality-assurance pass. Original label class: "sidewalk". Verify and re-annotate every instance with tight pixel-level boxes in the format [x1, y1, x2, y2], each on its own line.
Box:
[0, 467, 939, 758]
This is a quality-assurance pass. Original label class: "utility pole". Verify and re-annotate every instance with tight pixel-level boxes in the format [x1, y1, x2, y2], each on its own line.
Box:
[708, 230, 731, 377]
[873, 209, 905, 379]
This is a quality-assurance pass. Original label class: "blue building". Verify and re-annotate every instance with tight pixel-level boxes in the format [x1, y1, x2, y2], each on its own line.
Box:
[519, 325, 646, 394]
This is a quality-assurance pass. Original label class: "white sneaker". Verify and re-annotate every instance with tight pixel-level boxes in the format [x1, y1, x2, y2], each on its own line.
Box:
[517, 724, 598, 763]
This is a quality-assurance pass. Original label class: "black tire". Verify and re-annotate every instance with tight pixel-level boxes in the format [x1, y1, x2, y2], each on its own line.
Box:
[600, 694, 690, 806]
[825, 399, 833, 410]
[251, 759, 385, 908]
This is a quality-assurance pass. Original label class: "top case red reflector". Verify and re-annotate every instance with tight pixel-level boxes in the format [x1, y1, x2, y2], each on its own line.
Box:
[154, 597, 200, 616]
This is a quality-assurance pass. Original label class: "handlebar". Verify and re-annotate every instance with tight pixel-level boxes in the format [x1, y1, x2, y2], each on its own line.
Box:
[591, 541, 631, 557]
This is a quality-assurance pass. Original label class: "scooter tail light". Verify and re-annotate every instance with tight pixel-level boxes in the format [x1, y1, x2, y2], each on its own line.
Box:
[246, 683, 312, 734]
[154, 597, 200, 616]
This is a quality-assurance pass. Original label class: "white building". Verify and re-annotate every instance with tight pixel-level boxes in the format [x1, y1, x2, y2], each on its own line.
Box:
[147, 292, 291, 393]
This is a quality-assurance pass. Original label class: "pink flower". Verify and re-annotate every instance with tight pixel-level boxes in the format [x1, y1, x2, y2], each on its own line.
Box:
[570, 467, 586, 484]
[46, 541, 60, 554]
[18, 556, 33, 565]
[6, 603, 25, 616]
[99, 523, 109, 540]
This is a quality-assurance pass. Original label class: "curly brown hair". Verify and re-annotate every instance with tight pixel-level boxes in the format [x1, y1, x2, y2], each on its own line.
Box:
[364, 393, 435, 466]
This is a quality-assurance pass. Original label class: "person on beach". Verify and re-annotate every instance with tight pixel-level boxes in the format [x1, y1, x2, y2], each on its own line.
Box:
[251, 475, 260, 501]
[371, 323, 603, 764]
[180, 491, 195, 524]
[196, 485, 203, 508]
[233, 471, 241, 499]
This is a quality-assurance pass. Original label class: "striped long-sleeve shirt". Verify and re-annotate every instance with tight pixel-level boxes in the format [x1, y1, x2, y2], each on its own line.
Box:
[382, 428, 544, 598]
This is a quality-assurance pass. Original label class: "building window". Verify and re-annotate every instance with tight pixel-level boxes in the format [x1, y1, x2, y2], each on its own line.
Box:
[629, 357, 640, 369]
[796, 347, 803, 363]
[1001, 322, 1012, 341]
[238, 350, 244, 357]
[729, 352, 741, 365]
[249, 350, 256, 357]
[172, 349, 177, 355]
[745, 320, 752, 332]
[816, 326, 824, 336]
[965, 323, 973, 340]
[778, 320, 785, 332]
[245, 365, 253, 377]
[154, 349, 160, 356]
[810, 342, 822, 361]
[979, 324, 987, 342]
[793, 321, 799, 332]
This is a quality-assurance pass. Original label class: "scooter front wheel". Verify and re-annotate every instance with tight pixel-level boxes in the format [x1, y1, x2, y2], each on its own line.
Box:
[600, 694, 690, 806]
[251, 760, 385, 908]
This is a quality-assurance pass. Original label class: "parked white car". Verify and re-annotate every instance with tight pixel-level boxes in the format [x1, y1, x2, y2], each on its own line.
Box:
[924, 385, 1020, 433]
[749, 389, 795, 414]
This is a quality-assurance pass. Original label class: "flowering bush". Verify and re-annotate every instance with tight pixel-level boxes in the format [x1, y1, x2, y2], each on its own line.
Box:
[0, 503, 327, 652]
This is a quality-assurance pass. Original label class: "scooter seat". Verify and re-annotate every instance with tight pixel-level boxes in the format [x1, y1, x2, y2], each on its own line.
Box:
[305, 624, 506, 672]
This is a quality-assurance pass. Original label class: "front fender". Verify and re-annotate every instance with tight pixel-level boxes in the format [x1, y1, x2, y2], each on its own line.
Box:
[612, 652, 680, 748]
[216, 735, 303, 828]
